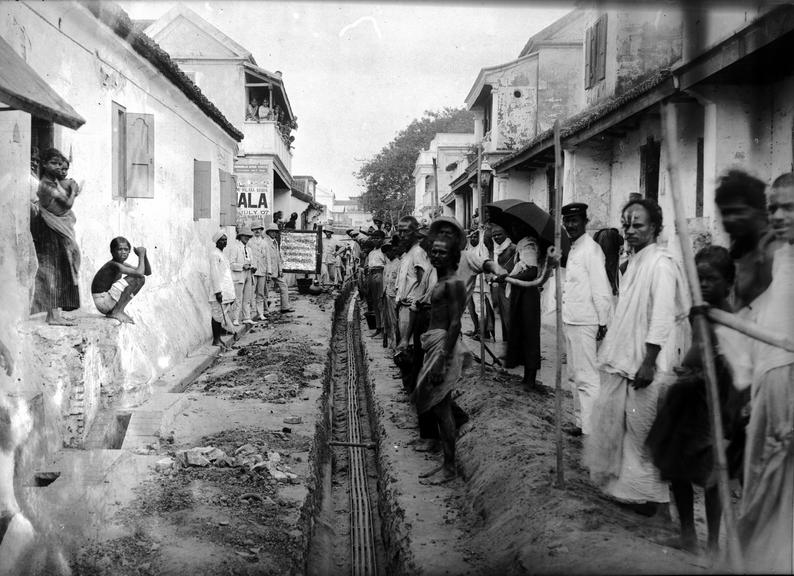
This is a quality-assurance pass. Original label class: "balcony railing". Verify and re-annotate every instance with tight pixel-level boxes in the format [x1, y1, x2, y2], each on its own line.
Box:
[240, 120, 292, 172]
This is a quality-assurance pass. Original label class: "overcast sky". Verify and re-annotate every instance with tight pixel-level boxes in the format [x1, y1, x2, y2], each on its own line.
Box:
[121, 1, 574, 198]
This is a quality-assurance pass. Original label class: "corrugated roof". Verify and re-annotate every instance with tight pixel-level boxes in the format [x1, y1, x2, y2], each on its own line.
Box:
[83, 1, 243, 142]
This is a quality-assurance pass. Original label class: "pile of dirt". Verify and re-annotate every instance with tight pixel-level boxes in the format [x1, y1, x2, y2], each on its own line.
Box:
[455, 370, 707, 575]
[71, 427, 313, 576]
[198, 337, 317, 402]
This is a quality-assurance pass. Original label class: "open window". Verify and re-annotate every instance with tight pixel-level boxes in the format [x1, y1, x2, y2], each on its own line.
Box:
[640, 136, 661, 202]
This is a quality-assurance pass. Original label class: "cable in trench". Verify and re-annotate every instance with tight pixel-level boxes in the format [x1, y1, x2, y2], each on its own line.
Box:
[344, 293, 378, 576]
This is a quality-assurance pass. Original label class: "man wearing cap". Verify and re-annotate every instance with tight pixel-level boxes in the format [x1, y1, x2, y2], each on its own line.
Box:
[208, 230, 236, 347]
[225, 225, 255, 325]
[264, 224, 294, 313]
[249, 222, 270, 321]
[560, 203, 613, 437]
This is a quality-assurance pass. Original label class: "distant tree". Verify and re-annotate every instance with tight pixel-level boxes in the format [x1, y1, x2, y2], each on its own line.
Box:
[355, 107, 475, 226]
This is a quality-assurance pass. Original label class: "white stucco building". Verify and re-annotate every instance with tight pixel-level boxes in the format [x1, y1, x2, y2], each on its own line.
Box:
[0, 1, 241, 447]
[143, 5, 297, 229]
[413, 133, 476, 223]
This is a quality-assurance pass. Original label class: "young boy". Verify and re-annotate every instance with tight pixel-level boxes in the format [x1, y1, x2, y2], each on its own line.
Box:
[647, 245, 750, 554]
[412, 235, 470, 484]
[91, 237, 151, 324]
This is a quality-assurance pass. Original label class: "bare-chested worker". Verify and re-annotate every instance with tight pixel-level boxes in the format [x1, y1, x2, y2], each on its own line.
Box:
[91, 237, 151, 324]
[412, 235, 469, 484]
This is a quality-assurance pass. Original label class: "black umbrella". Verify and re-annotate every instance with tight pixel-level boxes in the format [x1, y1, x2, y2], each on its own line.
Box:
[486, 199, 571, 258]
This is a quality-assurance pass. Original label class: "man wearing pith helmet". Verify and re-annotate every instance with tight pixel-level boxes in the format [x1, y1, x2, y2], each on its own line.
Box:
[561, 202, 612, 437]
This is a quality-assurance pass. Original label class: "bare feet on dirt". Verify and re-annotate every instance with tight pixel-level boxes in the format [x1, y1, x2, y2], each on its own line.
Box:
[110, 311, 135, 324]
[419, 467, 457, 485]
[418, 463, 445, 479]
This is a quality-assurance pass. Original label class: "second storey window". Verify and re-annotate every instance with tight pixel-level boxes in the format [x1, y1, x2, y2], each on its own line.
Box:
[585, 14, 607, 89]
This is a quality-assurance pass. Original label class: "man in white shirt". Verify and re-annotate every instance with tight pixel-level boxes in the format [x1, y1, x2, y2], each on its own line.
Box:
[365, 230, 387, 335]
[208, 230, 236, 347]
[561, 203, 613, 436]
[224, 225, 255, 325]
[248, 222, 270, 321]
[321, 229, 339, 285]
[264, 225, 294, 313]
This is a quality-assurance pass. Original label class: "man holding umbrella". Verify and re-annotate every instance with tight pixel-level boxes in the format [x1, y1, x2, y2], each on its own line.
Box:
[561, 202, 613, 436]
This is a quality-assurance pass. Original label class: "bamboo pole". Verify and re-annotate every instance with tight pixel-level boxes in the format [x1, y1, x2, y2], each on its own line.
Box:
[553, 121, 565, 489]
[478, 144, 486, 381]
[707, 307, 794, 353]
[662, 104, 743, 571]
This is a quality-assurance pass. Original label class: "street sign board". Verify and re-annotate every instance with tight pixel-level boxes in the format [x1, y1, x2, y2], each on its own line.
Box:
[280, 229, 321, 274]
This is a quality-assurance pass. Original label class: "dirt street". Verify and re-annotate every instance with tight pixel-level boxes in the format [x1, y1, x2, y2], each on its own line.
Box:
[67, 292, 336, 575]
[32, 288, 716, 576]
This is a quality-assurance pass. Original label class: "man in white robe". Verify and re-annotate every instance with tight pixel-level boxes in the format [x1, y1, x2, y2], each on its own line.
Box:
[737, 173, 794, 573]
[585, 199, 689, 514]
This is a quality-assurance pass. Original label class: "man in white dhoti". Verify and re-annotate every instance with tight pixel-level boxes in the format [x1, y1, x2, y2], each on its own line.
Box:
[737, 173, 794, 573]
[561, 202, 613, 436]
[585, 198, 689, 516]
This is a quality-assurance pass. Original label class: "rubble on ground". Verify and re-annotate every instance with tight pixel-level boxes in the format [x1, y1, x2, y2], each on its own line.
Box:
[169, 441, 299, 483]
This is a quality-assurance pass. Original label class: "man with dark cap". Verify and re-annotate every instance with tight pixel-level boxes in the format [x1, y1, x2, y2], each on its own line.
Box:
[561, 202, 613, 436]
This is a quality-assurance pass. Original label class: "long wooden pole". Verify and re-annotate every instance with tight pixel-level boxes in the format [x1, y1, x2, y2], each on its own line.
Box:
[478, 144, 486, 381]
[707, 307, 794, 353]
[662, 104, 742, 571]
[553, 120, 565, 488]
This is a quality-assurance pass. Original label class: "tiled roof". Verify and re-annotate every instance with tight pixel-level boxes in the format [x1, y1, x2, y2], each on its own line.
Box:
[83, 1, 243, 142]
[494, 69, 674, 170]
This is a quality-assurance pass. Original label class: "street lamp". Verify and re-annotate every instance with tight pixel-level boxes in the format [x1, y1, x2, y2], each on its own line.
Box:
[480, 160, 493, 189]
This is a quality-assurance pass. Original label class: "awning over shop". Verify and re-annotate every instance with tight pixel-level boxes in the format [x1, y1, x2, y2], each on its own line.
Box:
[0, 36, 85, 130]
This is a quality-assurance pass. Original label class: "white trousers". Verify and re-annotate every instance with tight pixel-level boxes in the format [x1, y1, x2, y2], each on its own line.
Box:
[232, 271, 253, 322]
[564, 323, 600, 434]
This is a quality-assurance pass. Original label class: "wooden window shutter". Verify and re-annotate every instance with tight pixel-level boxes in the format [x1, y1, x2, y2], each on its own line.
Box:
[125, 113, 154, 198]
[219, 169, 237, 226]
[596, 15, 607, 82]
[584, 26, 593, 89]
[193, 160, 211, 220]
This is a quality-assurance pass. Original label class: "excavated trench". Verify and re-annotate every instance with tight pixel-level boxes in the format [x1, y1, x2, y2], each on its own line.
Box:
[304, 287, 403, 576]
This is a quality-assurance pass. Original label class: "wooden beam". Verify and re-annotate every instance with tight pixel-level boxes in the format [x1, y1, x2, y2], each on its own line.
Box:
[677, 5, 794, 90]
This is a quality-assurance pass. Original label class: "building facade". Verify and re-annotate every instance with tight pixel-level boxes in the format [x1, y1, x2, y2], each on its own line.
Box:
[144, 5, 296, 229]
[413, 133, 477, 223]
[0, 0, 242, 447]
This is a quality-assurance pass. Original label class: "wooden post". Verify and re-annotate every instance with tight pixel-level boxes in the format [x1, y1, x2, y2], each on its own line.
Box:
[553, 120, 565, 488]
[478, 144, 486, 381]
[662, 104, 743, 571]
